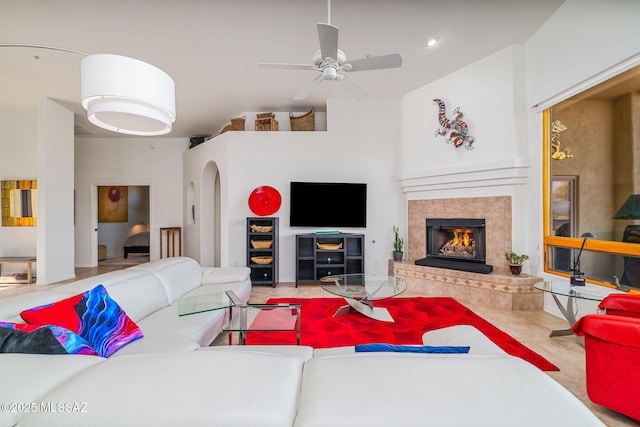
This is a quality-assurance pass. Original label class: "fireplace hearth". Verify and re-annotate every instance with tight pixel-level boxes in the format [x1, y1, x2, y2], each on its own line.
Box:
[415, 218, 493, 274]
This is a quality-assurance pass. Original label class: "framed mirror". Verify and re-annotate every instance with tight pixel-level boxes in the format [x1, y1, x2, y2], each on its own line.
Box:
[1, 180, 38, 226]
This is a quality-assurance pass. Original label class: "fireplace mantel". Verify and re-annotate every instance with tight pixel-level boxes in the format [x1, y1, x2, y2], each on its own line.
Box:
[399, 158, 529, 194]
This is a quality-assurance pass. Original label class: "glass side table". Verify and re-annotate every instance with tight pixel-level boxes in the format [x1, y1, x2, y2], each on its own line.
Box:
[177, 290, 300, 345]
[533, 281, 622, 337]
[224, 305, 300, 346]
[177, 291, 234, 316]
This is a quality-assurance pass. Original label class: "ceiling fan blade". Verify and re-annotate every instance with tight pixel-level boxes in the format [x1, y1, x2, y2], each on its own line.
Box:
[294, 75, 325, 100]
[317, 23, 339, 61]
[258, 63, 319, 71]
[344, 53, 402, 72]
[337, 73, 368, 100]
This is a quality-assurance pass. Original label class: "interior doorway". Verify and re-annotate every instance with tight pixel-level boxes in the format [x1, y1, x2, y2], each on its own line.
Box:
[201, 162, 221, 267]
[96, 185, 150, 266]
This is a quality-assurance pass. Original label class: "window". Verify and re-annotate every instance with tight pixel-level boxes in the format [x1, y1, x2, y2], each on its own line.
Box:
[543, 65, 640, 290]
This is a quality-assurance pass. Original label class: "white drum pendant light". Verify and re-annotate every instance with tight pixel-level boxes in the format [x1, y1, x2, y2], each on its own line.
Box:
[81, 54, 176, 136]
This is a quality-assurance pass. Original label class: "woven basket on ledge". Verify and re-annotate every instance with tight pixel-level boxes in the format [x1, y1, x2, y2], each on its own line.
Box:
[290, 108, 315, 131]
[230, 116, 246, 131]
[220, 116, 246, 134]
[250, 225, 273, 233]
[255, 116, 279, 131]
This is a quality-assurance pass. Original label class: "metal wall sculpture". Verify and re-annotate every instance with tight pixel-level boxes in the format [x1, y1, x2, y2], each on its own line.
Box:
[433, 98, 475, 150]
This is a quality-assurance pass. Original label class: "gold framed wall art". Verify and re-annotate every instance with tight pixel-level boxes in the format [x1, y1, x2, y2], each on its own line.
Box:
[98, 186, 128, 222]
[1, 180, 37, 227]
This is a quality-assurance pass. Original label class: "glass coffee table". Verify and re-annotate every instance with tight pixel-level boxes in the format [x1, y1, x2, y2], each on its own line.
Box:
[533, 281, 622, 337]
[178, 290, 300, 345]
[320, 273, 406, 322]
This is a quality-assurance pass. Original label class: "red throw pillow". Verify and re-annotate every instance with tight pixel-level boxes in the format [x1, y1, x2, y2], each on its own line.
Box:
[21, 284, 143, 357]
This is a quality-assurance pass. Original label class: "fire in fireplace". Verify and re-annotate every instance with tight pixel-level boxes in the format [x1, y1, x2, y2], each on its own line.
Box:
[415, 218, 493, 274]
[439, 229, 475, 258]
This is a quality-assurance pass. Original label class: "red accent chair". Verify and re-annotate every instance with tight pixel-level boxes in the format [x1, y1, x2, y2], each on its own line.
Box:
[573, 297, 640, 422]
[598, 293, 640, 318]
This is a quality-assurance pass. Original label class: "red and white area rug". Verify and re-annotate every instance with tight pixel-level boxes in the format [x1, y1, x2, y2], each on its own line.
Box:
[246, 297, 559, 371]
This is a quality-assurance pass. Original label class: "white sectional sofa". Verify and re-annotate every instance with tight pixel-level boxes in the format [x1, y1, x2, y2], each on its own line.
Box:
[0, 257, 252, 355]
[0, 258, 605, 427]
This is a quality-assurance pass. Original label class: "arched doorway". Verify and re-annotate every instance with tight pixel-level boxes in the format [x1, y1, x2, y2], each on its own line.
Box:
[201, 161, 221, 267]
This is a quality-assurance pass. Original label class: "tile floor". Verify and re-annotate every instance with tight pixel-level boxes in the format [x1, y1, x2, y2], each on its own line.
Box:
[1, 266, 636, 427]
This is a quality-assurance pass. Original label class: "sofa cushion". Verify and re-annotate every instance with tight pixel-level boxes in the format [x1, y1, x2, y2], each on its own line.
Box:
[0, 354, 104, 427]
[199, 344, 314, 361]
[294, 353, 604, 427]
[130, 257, 202, 304]
[421, 325, 507, 354]
[18, 351, 304, 427]
[202, 266, 250, 284]
[0, 322, 97, 355]
[0, 291, 71, 322]
[54, 270, 170, 323]
[109, 335, 199, 357]
[20, 284, 143, 357]
[136, 301, 226, 347]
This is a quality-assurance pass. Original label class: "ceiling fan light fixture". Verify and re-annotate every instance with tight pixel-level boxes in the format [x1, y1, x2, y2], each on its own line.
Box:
[323, 66, 338, 80]
[81, 54, 176, 136]
[425, 35, 440, 48]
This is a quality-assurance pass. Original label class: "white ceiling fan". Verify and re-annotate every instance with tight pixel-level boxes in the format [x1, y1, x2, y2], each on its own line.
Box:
[258, 0, 402, 100]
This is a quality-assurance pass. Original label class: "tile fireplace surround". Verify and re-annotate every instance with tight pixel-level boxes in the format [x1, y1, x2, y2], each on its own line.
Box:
[390, 196, 543, 311]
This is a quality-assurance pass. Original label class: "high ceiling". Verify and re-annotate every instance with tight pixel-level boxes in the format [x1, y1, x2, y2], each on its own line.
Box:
[0, 0, 564, 138]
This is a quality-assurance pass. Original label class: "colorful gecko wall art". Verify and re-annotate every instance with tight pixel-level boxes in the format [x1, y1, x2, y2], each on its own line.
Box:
[433, 99, 475, 150]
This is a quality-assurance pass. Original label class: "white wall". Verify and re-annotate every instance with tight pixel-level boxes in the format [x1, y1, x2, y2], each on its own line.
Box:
[0, 109, 37, 268]
[402, 45, 527, 177]
[401, 45, 534, 260]
[184, 99, 403, 281]
[526, 0, 640, 109]
[75, 138, 186, 266]
[36, 98, 75, 284]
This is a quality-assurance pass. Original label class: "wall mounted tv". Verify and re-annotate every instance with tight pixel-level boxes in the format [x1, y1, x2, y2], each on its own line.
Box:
[290, 181, 367, 228]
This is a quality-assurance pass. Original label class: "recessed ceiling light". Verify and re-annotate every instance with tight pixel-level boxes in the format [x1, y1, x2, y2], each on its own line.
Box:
[425, 35, 440, 48]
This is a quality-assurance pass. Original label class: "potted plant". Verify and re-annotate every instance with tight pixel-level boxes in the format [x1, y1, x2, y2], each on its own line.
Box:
[393, 226, 404, 261]
[504, 251, 529, 275]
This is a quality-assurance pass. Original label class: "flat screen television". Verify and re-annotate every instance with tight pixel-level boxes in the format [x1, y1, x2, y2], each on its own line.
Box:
[290, 181, 367, 228]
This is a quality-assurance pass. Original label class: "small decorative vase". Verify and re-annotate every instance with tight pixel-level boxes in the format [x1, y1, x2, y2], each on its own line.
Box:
[509, 264, 522, 275]
[393, 251, 404, 261]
